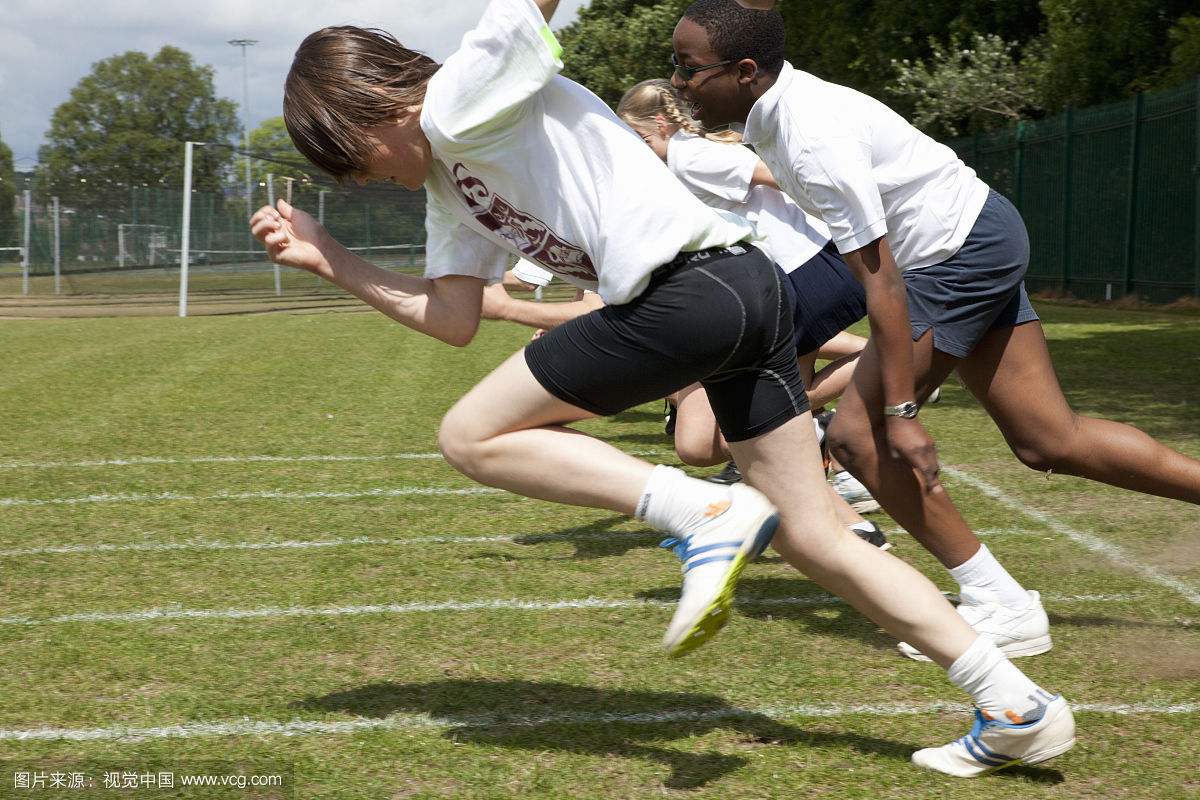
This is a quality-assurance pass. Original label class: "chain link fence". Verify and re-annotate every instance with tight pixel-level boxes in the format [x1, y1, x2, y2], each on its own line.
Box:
[1, 171, 427, 305]
[950, 77, 1200, 303]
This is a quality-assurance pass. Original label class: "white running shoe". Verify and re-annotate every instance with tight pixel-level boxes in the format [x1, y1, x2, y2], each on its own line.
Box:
[898, 590, 1052, 662]
[660, 482, 779, 658]
[830, 470, 881, 514]
[912, 693, 1075, 777]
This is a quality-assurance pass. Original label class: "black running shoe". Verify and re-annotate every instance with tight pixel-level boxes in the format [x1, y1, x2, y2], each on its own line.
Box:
[664, 400, 678, 438]
[705, 461, 743, 485]
[814, 408, 836, 472]
[849, 521, 891, 550]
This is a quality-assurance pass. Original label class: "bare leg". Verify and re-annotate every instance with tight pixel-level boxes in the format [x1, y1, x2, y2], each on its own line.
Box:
[957, 321, 1200, 503]
[828, 331, 984, 568]
[672, 383, 727, 467]
[438, 350, 652, 513]
[729, 414, 977, 667]
[807, 352, 860, 409]
[816, 330, 868, 360]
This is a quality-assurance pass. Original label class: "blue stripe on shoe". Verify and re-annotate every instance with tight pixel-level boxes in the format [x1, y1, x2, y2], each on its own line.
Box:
[961, 736, 1009, 766]
[683, 554, 738, 571]
[684, 541, 744, 557]
[969, 734, 1016, 764]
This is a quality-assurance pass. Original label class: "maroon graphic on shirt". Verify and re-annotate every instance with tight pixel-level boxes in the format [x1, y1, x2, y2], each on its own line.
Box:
[452, 163, 597, 282]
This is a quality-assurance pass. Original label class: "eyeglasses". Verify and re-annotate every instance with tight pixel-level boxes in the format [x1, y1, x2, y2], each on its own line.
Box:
[670, 52, 735, 82]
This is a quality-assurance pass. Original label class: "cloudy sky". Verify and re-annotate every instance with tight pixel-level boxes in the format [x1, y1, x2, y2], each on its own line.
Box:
[0, 0, 592, 169]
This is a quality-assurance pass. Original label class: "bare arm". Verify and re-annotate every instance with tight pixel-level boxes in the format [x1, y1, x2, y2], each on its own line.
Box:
[251, 201, 483, 347]
[750, 160, 781, 191]
[841, 236, 942, 490]
[481, 282, 603, 329]
[534, 0, 559, 22]
[501, 269, 538, 291]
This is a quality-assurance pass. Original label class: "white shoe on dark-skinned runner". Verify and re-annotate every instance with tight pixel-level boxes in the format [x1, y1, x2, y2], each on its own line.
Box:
[660, 482, 779, 658]
[898, 590, 1052, 662]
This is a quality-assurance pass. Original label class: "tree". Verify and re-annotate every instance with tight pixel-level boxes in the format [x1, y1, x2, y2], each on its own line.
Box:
[231, 116, 316, 205]
[36, 46, 239, 208]
[559, 0, 688, 106]
[0, 130, 14, 246]
[890, 34, 1047, 137]
[1161, 15, 1200, 86]
[1039, 0, 1196, 111]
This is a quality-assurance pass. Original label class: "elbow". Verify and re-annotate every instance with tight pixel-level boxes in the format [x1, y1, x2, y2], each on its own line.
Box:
[441, 318, 480, 348]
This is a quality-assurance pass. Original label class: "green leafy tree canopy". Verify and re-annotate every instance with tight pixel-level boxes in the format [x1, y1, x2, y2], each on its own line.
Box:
[0, 130, 15, 245]
[37, 46, 239, 208]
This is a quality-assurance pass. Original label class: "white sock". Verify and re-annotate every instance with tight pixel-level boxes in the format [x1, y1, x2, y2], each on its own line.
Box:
[635, 465, 730, 537]
[949, 544, 1031, 609]
[948, 636, 1056, 722]
[848, 521, 878, 534]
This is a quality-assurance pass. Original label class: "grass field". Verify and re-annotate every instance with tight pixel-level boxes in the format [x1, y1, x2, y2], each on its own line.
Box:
[0, 299, 1197, 799]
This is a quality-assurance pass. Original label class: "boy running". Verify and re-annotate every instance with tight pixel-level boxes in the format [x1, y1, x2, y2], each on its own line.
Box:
[251, 0, 1074, 775]
[668, 0, 1200, 662]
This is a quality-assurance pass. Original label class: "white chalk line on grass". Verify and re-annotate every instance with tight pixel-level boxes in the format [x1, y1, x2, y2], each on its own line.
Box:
[0, 592, 1150, 628]
[0, 700, 1195, 743]
[0, 526, 1079, 560]
[0, 450, 666, 472]
[0, 530, 659, 558]
[944, 467, 1200, 607]
[0, 486, 505, 508]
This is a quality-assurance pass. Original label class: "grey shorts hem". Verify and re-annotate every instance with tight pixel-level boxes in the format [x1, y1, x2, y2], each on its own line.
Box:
[911, 305, 1041, 358]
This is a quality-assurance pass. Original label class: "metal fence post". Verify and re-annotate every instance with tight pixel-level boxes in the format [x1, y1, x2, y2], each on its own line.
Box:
[1061, 108, 1074, 294]
[52, 196, 61, 295]
[1013, 121, 1026, 208]
[21, 189, 30, 296]
[1124, 92, 1143, 297]
[1194, 77, 1200, 298]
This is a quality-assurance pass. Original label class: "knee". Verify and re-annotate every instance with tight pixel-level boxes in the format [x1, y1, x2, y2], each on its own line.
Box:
[437, 408, 489, 479]
[826, 414, 871, 473]
[1007, 415, 1081, 473]
[674, 439, 724, 467]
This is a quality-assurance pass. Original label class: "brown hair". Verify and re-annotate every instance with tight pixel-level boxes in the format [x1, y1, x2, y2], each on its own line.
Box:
[616, 79, 743, 144]
[284, 26, 440, 181]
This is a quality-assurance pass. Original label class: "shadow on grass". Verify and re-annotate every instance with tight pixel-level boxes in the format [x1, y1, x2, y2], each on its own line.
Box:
[1047, 611, 1192, 631]
[633, 576, 896, 653]
[512, 514, 660, 559]
[297, 679, 918, 789]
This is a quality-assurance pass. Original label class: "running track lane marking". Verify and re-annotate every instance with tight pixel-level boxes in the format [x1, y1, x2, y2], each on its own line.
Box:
[0, 701, 1194, 743]
[0, 527, 1040, 559]
[0, 487, 505, 508]
[944, 466, 1200, 606]
[0, 593, 1160, 627]
[0, 451, 667, 471]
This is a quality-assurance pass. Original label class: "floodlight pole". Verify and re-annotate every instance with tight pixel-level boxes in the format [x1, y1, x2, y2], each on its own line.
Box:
[229, 39, 258, 231]
[179, 141, 197, 318]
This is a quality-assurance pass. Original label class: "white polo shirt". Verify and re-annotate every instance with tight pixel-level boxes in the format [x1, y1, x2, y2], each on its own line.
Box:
[419, 0, 755, 303]
[665, 130, 830, 274]
[742, 62, 989, 272]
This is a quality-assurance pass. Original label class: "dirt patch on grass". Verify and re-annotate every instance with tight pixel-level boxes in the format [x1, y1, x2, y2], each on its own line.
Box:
[1118, 630, 1200, 680]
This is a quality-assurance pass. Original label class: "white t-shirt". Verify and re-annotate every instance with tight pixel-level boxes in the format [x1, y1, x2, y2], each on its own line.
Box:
[419, 0, 755, 304]
[665, 131, 830, 273]
[742, 62, 990, 272]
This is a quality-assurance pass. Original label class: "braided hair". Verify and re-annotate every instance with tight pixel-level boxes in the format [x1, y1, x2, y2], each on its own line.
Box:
[616, 79, 742, 144]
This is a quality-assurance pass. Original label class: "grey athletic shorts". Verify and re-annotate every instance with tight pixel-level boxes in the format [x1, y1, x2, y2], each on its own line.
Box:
[903, 189, 1039, 358]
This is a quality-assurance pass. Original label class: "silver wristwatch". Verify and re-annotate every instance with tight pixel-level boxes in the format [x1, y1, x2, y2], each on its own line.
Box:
[883, 401, 919, 419]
